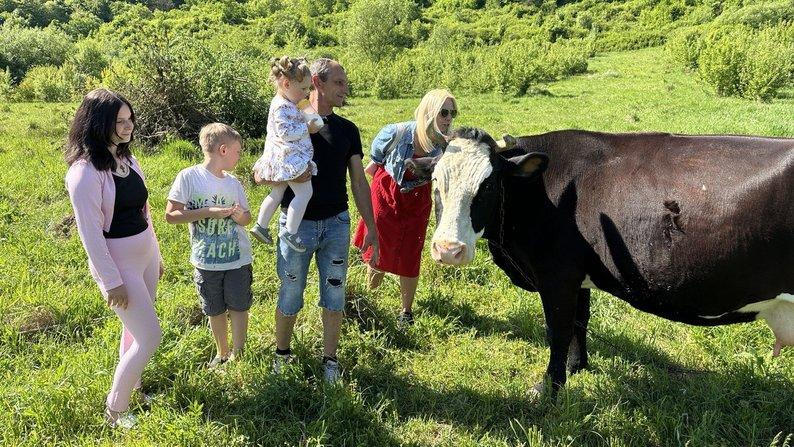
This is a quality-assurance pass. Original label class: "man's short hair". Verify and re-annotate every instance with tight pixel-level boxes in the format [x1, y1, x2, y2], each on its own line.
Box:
[199, 123, 241, 153]
[310, 58, 338, 82]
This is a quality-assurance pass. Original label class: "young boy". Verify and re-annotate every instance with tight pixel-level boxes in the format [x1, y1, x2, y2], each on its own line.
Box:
[166, 123, 253, 367]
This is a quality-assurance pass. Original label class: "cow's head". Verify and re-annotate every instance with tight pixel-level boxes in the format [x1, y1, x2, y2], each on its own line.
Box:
[406, 127, 548, 265]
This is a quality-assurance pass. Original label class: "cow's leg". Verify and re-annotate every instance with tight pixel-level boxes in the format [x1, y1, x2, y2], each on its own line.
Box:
[567, 288, 590, 375]
[534, 286, 579, 397]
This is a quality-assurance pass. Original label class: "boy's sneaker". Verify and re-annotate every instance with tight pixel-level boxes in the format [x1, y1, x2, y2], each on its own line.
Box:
[280, 231, 306, 252]
[250, 224, 273, 244]
[397, 310, 414, 330]
[272, 353, 295, 374]
[322, 358, 341, 384]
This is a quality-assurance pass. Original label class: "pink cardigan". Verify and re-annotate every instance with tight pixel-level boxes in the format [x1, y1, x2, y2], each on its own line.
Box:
[65, 156, 157, 293]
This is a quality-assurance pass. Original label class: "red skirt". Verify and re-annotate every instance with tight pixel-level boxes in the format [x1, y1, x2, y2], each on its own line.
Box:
[353, 165, 432, 277]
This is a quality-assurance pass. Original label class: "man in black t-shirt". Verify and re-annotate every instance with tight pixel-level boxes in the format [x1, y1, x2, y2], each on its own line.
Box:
[255, 58, 379, 383]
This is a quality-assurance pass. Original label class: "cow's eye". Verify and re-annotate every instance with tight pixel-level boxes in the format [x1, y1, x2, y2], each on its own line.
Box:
[431, 177, 437, 182]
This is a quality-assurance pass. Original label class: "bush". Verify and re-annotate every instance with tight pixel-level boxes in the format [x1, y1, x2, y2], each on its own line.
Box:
[61, 9, 103, 38]
[738, 24, 794, 100]
[15, 65, 76, 102]
[697, 23, 794, 100]
[715, 1, 794, 29]
[664, 26, 703, 70]
[0, 66, 11, 100]
[103, 29, 270, 143]
[343, 0, 419, 61]
[0, 23, 73, 81]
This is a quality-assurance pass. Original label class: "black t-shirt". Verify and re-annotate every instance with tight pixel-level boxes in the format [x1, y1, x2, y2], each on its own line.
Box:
[104, 168, 149, 239]
[281, 113, 363, 220]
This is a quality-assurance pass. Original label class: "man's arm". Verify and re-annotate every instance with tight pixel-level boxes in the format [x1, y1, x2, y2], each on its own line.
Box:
[348, 154, 379, 266]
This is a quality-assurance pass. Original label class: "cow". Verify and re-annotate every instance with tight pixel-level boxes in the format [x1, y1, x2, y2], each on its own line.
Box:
[406, 127, 794, 396]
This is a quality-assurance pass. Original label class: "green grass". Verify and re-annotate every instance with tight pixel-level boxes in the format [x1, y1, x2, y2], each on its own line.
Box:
[0, 46, 792, 446]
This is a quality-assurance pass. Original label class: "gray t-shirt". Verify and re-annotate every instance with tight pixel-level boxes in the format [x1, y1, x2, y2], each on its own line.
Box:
[168, 165, 252, 271]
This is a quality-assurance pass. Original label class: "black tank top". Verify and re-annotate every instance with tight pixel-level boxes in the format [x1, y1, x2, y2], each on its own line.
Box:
[104, 168, 149, 239]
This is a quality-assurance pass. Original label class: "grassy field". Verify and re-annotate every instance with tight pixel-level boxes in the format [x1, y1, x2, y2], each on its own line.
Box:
[0, 46, 792, 446]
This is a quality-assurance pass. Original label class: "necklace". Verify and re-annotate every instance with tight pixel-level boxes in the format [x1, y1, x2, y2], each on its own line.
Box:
[113, 159, 130, 177]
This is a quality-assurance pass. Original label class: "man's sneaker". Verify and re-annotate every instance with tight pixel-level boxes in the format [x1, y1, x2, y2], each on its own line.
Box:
[322, 358, 341, 384]
[280, 231, 306, 252]
[272, 353, 295, 374]
[397, 310, 414, 330]
[250, 223, 273, 244]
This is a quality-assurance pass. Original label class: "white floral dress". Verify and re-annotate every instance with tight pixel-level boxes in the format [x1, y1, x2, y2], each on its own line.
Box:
[253, 94, 318, 182]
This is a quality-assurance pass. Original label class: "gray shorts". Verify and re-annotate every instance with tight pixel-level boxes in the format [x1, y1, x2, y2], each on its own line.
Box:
[193, 264, 253, 316]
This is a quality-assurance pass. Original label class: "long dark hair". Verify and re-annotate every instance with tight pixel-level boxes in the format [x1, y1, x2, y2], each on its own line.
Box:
[65, 88, 136, 170]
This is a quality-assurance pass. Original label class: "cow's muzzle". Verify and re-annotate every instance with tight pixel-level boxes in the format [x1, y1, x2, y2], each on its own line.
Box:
[431, 240, 469, 265]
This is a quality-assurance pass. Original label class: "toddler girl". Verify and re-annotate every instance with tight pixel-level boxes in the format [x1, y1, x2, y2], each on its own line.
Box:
[251, 56, 323, 252]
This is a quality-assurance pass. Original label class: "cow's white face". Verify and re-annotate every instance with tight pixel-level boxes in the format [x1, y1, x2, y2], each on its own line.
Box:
[430, 137, 494, 265]
[417, 128, 549, 266]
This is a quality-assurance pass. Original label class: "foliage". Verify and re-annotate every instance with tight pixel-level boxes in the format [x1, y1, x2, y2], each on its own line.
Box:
[664, 25, 703, 70]
[0, 22, 73, 81]
[14, 64, 76, 101]
[104, 27, 270, 143]
[343, 0, 420, 61]
[0, 65, 11, 99]
[668, 21, 794, 100]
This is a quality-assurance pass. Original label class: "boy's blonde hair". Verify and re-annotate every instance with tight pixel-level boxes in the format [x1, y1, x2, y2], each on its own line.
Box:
[199, 123, 241, 153]
[414, 89, 457, 154]
[269, 56, 311, 85]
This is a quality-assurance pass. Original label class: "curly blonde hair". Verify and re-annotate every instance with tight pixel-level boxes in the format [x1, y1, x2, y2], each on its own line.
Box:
[269, 56, 311, 85]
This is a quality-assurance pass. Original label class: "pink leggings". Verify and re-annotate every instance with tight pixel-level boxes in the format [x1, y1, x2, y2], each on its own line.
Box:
[104, 227, 162, 412]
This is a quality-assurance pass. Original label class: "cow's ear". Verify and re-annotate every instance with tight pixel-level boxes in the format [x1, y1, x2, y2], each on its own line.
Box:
[506, 152, 548, 179]
[405, 155, 440, 181]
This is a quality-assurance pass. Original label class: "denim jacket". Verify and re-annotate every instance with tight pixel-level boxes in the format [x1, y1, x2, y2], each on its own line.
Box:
[370, 120, 443, 189]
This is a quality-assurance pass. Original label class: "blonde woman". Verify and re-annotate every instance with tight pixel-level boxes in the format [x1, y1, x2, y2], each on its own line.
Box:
[353, 89, 457, 328]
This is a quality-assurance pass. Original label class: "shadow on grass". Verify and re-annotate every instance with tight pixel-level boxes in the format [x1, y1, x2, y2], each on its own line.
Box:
[176, 364, 404, 447]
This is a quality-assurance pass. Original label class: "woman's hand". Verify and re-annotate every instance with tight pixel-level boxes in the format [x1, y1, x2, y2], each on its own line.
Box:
[106, 284, 129, 310]
[159, 261, 165, 279]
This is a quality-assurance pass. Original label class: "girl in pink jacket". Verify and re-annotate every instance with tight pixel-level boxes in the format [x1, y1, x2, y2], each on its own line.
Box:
[64, 89, 163, 429]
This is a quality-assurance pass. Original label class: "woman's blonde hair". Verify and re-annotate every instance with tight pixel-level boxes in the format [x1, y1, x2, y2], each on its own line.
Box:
[414, 88, 457, 154]
[269, 56, 311, 85]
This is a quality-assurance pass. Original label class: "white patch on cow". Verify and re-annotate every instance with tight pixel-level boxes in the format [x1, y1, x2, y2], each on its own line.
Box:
[699, 294, 794, 352]
[431, 138, 493, 264]
[699, 294, 794, 319]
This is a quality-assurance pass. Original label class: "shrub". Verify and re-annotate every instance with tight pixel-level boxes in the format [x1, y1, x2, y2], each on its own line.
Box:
[0, 66, 11, 100]
[343, 0, 419, 61]
[103, 29, 270, 143]
[0, 23, 73, 81]
[61, 9, 103, 38]
[698, 25, 750, 97]
[15, 65, 76, 102]
[715, 1, 794, 29]
[664, 26, 703, 70]
[738, 24, 794, 100]
[697, 23, 794, 100]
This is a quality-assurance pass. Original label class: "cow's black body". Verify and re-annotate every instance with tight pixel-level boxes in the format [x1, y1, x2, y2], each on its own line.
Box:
[462, 129, 794, 392]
